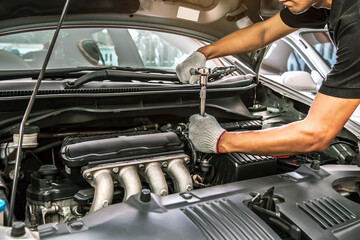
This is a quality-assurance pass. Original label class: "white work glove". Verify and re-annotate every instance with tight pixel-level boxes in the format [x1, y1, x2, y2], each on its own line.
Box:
[189, 114, 226, 153]
[176, 51, 206, 84]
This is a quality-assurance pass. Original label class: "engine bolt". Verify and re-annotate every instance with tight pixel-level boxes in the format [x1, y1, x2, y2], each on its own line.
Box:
[162, 162, 168, 168]
[112, 167, 119, 174]
[102, 200, 109, 207]
[160, 189, 167, 196]
[184, 157, 190, 164]
[186, 185, 192, 191]
[85, 173, 93, 180]
[69, 221, 84, 230]
[138, 164, 145, 171]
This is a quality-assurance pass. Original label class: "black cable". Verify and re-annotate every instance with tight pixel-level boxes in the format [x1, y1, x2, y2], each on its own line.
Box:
[183, 134, 197, 173]
[3, 142, 9, 175]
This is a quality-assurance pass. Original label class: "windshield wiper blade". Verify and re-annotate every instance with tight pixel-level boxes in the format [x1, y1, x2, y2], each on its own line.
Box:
[208, 66, 237, 82]
[65, 68, 178, 89]
[0, 67, 101, 80]
[106, 66, 175, 74]
[0, 66, 176, 80]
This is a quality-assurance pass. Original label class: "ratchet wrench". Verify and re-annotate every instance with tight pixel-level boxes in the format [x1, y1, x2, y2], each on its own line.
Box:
[190, 67, 210, 116]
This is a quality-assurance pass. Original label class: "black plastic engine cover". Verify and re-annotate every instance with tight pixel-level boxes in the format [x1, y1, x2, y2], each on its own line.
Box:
[39, 165, 360, 240]
[61, 132, 184, 183]
[61, 132, 183, 168]
[211, 153, 277, 184]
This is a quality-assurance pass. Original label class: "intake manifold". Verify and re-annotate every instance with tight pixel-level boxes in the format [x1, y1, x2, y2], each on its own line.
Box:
[82, 153, 192, 213]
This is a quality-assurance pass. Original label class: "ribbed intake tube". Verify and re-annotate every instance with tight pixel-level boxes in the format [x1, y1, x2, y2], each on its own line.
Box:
[117, 166, 142, 201]
[144, 162, 168, 196]
[89, 169, 114, 213]
[166, 159, 193, 192]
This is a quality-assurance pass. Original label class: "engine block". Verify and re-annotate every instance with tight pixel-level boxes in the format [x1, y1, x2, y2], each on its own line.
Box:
[61, 132, 192, 213]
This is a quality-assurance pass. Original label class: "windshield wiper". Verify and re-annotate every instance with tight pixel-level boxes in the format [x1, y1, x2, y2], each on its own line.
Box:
[65, 68, 178, 89]
[0, 66, 176, 80]
[208, 66, 237, 82]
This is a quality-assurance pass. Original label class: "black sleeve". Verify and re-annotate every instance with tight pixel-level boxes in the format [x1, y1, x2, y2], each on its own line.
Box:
[319, 21, 360, 98]
[280, 7, 327, 29]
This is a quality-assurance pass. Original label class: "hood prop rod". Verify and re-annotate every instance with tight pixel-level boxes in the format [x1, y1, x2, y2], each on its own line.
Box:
[8, 0, 71, 225]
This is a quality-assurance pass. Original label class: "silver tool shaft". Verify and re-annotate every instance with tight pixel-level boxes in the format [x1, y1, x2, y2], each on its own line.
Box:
[189, 68, 210, 116]
[197, 68, 210, 116]
[199, 73, 207, 116]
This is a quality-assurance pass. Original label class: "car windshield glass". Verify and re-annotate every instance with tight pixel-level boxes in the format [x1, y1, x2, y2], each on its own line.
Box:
[0, 27, 215, 71]
[301, 31, 336, 68]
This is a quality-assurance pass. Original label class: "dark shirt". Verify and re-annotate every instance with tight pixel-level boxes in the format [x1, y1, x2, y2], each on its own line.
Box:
[280, 0, 360, 98]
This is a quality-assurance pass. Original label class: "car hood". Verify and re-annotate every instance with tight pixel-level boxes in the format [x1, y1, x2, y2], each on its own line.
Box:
[0, 0, 268, 72]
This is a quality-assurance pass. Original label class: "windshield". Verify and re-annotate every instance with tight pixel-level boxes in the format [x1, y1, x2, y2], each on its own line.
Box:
[0, 27, 217, 71]
[301, 31, 336, 68]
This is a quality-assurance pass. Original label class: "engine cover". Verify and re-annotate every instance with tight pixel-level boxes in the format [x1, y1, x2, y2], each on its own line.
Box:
[61, 132, 184, 183]
[61, 132, 184, 167]
[39, 165, 360, 240]
[211, 153, 277, 184]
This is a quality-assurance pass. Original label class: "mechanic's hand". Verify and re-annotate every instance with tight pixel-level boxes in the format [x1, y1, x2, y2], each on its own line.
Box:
[176, 51, 206, 84]
[189, 114, 226, 153]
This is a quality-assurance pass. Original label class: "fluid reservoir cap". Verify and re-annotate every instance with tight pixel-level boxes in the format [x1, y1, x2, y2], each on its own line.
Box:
[11, 221, 26, 237]
[0, 199, 5, 212]
[10, 124, 39, 134]
[140, 189, 151, 203]
[38, 165, 59, 177]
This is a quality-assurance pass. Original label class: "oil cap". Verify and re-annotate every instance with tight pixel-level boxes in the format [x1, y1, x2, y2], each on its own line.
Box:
[11, 221, 26, 237]
[38, 165, 59, 177]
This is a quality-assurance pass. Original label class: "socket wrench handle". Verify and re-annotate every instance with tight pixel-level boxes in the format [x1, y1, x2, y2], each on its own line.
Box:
[189, 68, 210, 76]
[190, 68, 210, 116]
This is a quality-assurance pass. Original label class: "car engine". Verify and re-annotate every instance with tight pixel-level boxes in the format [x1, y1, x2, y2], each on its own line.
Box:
[19, 117, 284, 230]
[0, 89, 359, 240]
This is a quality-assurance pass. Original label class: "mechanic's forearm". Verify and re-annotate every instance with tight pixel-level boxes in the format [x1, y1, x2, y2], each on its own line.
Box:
[217, 94, 359, 156]
[198, 23, 265, 60]
[218, 121, 330, 156]
[197, 12, 296, 60]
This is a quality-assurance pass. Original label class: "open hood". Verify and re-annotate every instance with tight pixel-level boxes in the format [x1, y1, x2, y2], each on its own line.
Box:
[0, 0, 270, 72]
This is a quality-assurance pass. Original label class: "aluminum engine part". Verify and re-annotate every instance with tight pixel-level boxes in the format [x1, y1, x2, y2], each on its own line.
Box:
[116, 166, 142, 201]
[82, 153, 192, 212]
[166, 158, 193, 192]
[87, 169, 114, 213]
[25, 198, 80, 230]
[144, 162, 168, 196]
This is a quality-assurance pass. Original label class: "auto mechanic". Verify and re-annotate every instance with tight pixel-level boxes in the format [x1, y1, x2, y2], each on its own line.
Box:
[176, 0, 360, 156]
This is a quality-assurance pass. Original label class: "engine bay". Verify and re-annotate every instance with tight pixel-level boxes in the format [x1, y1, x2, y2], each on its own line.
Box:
[0, 87, 359, 240]
[19, 119, 283, 230]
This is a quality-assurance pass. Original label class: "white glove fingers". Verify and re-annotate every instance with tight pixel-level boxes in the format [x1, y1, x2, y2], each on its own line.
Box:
[189, 75, 200, 84]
